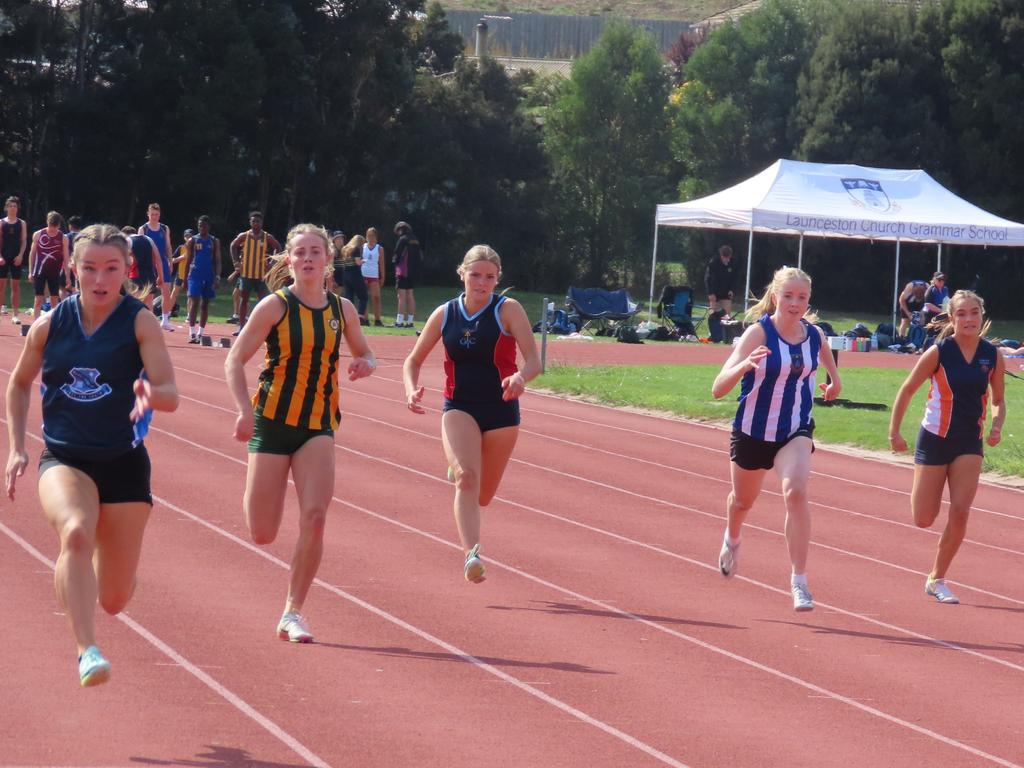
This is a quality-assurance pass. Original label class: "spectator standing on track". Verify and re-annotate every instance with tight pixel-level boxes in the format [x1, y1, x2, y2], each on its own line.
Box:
[340, 234, 369, 325]
[705, 245, 736, 318]
[888, 290, 1005, 605]
[711, 266, 841, 612]
[403, 245, 541, 584]
[121, 226, 161, 311]
[185, 216, 221, 344]
[28, 212, 70, 320]
[225, 223, 375, 643]
[0, 196, 29, 323]
[169, 227, 193, 319]
[65, 216, 83, 296]
[229, 211, 281, 336]
[5, 224, 178, 686]
[139, 203, 175, 331]
[392, 221, 421, 328]
[362, 227, 385, 326]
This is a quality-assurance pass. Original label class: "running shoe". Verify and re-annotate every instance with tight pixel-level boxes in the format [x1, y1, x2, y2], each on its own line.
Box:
[11, 315, 20, 325]
[227, 314, 240, 324]
[373, 319, 384, 327]
[792, 582, 814, 612]
[277, 612, 314, 643]
[718, 536, 740, 578]
[188, 334, 199, 344]
[78, 645, 111, 687]
[464, 544, 486, 583]
[232, 328, 242, 337]
[925, 578, 960, 604]
[161, 320, 174, 331]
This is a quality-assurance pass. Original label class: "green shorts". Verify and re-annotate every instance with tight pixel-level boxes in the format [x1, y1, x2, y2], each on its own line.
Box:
[239, 277, 268, 295]
[248, 414, 333, 455]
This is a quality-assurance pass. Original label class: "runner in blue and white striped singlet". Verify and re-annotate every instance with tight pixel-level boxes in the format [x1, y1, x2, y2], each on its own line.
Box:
[711, 266, 841, 613]
[733, 313, 821, 441]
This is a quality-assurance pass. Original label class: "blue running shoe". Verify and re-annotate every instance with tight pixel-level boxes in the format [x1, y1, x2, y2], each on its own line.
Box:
[78, 645, 111, 687]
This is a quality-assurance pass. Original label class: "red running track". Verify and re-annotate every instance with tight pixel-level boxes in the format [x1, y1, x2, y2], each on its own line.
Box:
[0, 322, 1021, 768]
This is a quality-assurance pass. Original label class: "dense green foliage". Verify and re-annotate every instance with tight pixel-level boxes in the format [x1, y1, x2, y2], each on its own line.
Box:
[3, 0, 1024, 315]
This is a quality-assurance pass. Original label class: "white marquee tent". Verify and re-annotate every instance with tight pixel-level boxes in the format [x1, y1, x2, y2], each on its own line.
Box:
[650, 159, 1024, 327]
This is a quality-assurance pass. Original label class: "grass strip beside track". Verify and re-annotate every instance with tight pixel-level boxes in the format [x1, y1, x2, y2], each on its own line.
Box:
[538, 363, 1024, 479]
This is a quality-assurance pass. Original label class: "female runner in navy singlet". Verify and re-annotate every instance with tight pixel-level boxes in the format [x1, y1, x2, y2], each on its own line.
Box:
[403, 245, 541, 583]
[5, 224, 178, 686]
[888, 290, 1005, 604]
[711, 267, 841, 611]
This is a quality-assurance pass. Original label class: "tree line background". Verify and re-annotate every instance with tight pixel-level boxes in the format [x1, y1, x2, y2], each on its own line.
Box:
[2, 0, 1024, 317]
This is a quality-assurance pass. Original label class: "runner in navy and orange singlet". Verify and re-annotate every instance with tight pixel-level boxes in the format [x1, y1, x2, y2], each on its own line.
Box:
[5, 224, 178, 687]
[711, 266, 841, 611]
[28, 211, 70, 320]
[889, 290, 1005, 604]
[403, 245, 541, 583]
[0, 196, 29, 323]
[225, 223, 375, 643]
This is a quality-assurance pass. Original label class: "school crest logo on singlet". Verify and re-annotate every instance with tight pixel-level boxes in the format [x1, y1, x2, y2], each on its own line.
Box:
[460, 321, 479, 348]
[60, 367, 112, 402]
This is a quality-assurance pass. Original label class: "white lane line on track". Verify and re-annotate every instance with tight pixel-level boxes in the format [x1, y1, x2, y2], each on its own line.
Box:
[0, 519, 330, 768]
[165, 353, 1023, 516]
[150, 495, 691, 768]
[336, 407, 1024, 608]
[347, 388, 1024, 558]
[161, 388, 1024, 622]
[138, 423, 1022, 768]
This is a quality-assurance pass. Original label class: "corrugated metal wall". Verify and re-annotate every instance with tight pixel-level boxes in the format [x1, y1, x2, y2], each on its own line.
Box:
[444, 10, 695, 59]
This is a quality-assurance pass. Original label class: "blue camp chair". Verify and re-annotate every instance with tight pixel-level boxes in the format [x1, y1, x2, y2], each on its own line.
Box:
[657, 285, 708, 338]
[566, 287, 639, 335]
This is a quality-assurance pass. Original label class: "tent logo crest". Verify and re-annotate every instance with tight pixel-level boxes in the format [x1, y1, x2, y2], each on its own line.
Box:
[841, 178, 898, 213]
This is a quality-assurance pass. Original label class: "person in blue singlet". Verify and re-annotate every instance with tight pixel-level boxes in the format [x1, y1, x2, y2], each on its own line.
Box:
[711, 267, 841, 611]
[185, 215, 222, 344]
[5, 224, 178, 687]
[139, 202, 175, 331]
[403, 246, 541, 583]
[888, 290, 1005, 605]
[0, 196, 29, 323]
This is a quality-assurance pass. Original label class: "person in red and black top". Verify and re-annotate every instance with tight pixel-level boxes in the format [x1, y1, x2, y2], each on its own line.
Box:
[28, 211, 70, 320]
[392, 221, 421, 328]
[889, 290, 1006, 605]
[403, 245, 541, 584]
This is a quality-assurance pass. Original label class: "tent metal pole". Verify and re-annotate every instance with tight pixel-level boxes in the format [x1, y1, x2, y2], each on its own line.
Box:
[647, 218, 660, 323]
[893, 238, 901, 333]
[744, 228, 754, 312]
[937, 243, 942, 273]
[797, 234, 804, 270]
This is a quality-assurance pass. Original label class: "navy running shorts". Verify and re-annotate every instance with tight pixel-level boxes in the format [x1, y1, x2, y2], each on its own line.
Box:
[443, 398, 521, 433]
[39, 443, 152, 505]
[730, 422, 815, 471]
[914, 426, 983, 466]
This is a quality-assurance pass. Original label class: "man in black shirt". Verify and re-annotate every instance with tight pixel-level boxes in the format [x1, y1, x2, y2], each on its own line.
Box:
[705, 245, 735, 317]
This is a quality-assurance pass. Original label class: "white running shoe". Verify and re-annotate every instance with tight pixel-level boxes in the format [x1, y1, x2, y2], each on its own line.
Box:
[277, 612, 314, 643]
[464, 544, 486, 583]
[0, 305, 6, 315]
[161, 320, 175, 331]
[719, 537, 739, 578]
[925, 578, 960, 604]
[792, 582, 814, 612]
[11, 315, 20, 325]
[78, 645, 112, 687]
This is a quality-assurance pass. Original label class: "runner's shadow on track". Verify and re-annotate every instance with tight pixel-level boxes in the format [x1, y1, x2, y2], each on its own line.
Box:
[488, 601, 743, 630]
[764, 620, 1024, 654]
[971, 603, 1024, 616]
[132, 745, 308, 767]
[315, 641, 614, 675]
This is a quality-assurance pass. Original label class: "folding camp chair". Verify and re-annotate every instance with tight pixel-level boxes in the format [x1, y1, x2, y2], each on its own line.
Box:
[657, 285, 708, 338]
[565, 286, 639, 335]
